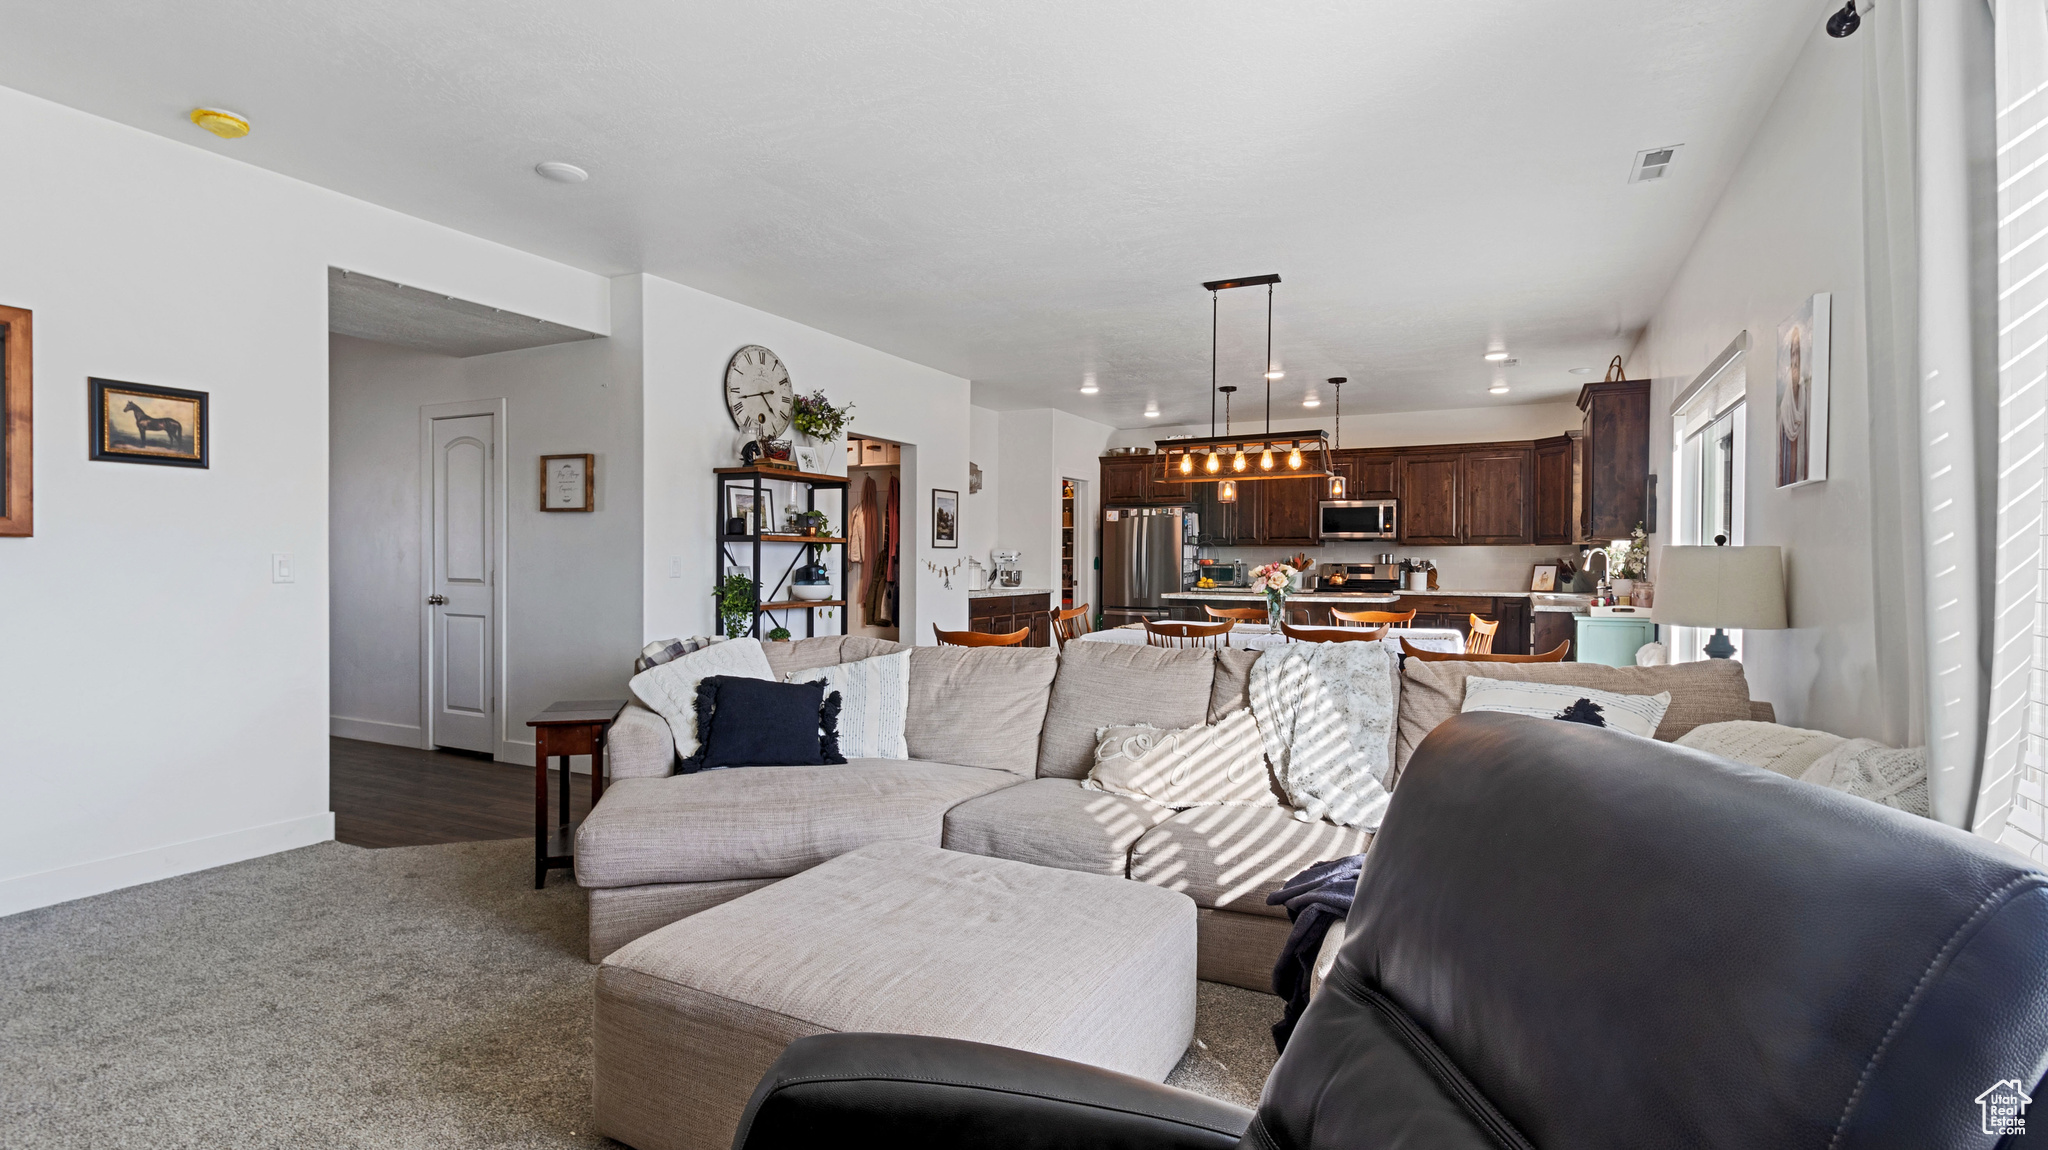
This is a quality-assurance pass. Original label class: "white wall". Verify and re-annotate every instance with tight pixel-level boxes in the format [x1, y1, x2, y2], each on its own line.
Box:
[1627, 22, 1876, 736]
[328, 329, 642, 762]
[0, 84, 610, 915]
[1107, 402, 1584, 451]
[639, 275, 974, 646]
[995, 409, 1117, 596]
[965, 406, 1003, 565]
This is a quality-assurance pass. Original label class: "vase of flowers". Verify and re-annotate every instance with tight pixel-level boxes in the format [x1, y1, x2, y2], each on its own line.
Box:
[790, 389, 855, 450]
[1250, 562, 1297, 629]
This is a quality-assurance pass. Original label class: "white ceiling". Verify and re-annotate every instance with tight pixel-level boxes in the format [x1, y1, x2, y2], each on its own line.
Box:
[328, 268, 600, 357]
[0, 1, 1822, 426]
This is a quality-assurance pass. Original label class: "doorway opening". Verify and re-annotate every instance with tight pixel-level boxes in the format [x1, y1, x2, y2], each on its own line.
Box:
[846, 434, 903, 640]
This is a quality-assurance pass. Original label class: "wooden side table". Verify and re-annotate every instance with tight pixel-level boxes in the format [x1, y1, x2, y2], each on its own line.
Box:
[527, 699, 627, 889]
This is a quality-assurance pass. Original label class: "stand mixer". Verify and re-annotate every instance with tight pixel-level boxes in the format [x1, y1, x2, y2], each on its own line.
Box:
[991, 550, 1023, 588]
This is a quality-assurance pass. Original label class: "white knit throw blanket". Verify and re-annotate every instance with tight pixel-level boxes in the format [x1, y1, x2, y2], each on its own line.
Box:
[1249, 642, 1397, 830]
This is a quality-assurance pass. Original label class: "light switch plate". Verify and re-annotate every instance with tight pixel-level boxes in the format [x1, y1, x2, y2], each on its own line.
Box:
[668, 556, 683, 579]
[272, 552, 294, 583]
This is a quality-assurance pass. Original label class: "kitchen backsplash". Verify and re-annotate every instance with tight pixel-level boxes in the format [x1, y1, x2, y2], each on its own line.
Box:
[1203, 543, 1574, 591]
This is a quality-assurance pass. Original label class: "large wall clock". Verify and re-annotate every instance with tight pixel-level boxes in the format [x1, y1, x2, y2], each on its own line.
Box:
[725, 345, 794, 439]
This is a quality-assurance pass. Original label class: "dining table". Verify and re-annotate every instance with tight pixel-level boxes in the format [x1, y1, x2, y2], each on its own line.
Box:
[1078, 622, 1466, 654]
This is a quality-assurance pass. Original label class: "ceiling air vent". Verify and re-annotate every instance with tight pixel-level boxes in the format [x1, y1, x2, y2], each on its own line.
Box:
[1630, 145, 1682, 183]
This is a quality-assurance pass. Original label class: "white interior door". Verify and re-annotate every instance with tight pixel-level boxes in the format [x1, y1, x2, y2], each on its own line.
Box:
[430, 413, 495, 753]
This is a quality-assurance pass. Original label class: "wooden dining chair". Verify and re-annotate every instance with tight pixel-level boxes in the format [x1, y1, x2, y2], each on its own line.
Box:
[933, 624, 1031, 647]
[1144, 619, 1234, 649]
[1203, 605, 1268, 623]
[1465, 615, 1500, 654]
[1402, 638, 1572, 663]
[1052, 604, 1093, 650]
[1280, 622, 1389, 644]
[1330, 608, 1417, 628]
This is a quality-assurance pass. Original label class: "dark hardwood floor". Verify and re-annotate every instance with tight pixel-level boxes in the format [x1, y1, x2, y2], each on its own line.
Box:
[331, 737, 594, 849]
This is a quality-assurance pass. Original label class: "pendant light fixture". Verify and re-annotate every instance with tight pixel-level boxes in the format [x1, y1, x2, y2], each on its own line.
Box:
[1155, 274, 1330, 486]
[1326, 377, 1348, 498]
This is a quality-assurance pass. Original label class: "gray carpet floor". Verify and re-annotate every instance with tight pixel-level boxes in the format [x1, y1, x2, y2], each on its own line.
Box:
[0, 838, 1282, 1148]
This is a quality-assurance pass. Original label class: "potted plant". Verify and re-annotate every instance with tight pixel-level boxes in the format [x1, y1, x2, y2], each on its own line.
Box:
[796, 509, 833, 538]
[716, 573, 758, 638]
[766, 626, 792, 642]
[790, 389, 854, 446]
[1249, 562, 1298, 630]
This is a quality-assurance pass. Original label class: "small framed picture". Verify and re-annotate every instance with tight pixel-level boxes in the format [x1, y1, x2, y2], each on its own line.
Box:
[932, 488, 959, 548]
[541, 453, 594, 511]
[1776, 292, 1831, 488]
[795, 446, 821, 474]
[90, 378, 207, 468]
[725, 484, 774, 535]
[1531, 564, 1558, 592]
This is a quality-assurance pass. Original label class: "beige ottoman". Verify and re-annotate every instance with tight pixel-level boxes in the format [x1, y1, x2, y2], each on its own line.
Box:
[593, 840, 1198, 1150]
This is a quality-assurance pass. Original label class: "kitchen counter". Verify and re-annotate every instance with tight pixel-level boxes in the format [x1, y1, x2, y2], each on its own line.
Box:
[1165, 590, 1402, 603]
[1167, 588, 1593, 613]
[968, 587, 1053, 599]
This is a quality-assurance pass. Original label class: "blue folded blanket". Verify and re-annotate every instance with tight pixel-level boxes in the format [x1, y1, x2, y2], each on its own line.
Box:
[1267, 853, 1366, 1052]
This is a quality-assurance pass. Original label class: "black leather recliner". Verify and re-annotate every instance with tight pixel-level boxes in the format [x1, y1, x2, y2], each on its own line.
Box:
[732, 713, 2048, 1149]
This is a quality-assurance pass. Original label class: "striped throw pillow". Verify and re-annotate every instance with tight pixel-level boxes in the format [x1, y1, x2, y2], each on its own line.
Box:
[1460, 676, 1671, 738]
[790, 650, 911, 760]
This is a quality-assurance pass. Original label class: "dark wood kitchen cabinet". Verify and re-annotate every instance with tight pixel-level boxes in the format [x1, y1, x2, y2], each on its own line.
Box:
[1331, 449, 1398, 500]
[969, 592, 1053, 647]
[1530, 610, 1580, 660]
[1398, 452, 1462, 544]
[1254, 477, 1322, 546]
[1399, 594, 1529, 656]
[1532, 434, 1578, 546]
[1459, 445, 1534, 545]
[1101, 457, 1149, 506]
[1577, 379, 1651, 541]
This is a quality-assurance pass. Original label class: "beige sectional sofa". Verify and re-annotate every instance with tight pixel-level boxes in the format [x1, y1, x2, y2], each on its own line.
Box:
[577, 633, 1774, 991]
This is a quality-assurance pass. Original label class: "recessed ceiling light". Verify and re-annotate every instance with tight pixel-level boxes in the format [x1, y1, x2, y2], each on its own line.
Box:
[535, 161, 589, 183]
[1484, 350, 1512, 362]
[1143, 409, 1162, 418]
[188, 107, 250, 139]
[1301, 396, 1321, 408]
[1489, 384, 1511, 395]
[1569, 366, 1597, 375]
[1264, 370, 1285, 380]
[1079, 372, 1099, 395]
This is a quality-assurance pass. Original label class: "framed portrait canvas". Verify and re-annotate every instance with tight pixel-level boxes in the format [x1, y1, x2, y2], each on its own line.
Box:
[1531, 565, 1558, 592]
[725, 485, 774, 535]
[1775, 293, 1830, 488]
[90, 378, 207, 468]
[932, 488, 959, 548]
[541, 453, 593, 511]
[0, 304, 31, 536]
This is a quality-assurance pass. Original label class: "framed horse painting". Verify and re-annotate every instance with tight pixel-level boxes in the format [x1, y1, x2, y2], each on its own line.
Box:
[89, 378, 208, 468]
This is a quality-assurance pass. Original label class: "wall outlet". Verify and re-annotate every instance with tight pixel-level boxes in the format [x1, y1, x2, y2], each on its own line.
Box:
[272, 552, 294, 583]
[668, 556, 683, 579]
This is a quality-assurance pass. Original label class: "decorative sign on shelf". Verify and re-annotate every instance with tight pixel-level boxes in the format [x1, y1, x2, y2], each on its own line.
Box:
[541, 453, 594, 512]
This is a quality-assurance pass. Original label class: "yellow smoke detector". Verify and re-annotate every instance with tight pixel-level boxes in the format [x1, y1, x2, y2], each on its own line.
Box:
[188, 108, 250, 139]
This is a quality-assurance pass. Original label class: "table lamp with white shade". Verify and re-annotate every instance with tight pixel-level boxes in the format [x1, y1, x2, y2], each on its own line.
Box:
[1650, 541, 1788, 659]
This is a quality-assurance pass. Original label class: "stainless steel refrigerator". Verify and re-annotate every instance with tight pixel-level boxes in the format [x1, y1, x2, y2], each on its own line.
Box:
[1102, 507, 1194, 625]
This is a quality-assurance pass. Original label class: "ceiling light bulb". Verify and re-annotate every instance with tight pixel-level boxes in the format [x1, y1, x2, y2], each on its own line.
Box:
[188, 108, 250, 139]
[1206, 451, 1221, 474]
[1218, 479, 1237, 503]
[1265, 370, 1285, 380]
[1484, 351, 1510, 362]
[1179, 453, 1193, 475]
[1144, 409, 1162, 419]
[1287, 447, 1303, 469]
[1233, 450, 1248, 472]
[1302, 396, 1321, 408]
[1259, 447, 1275, 470]
[1327, 474, 1347, 498]
[535, 161, 589, 183]
[1489, 384, 1511, 395]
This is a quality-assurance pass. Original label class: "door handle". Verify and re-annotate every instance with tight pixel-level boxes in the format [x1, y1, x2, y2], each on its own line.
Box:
[427, 594, 448, 606]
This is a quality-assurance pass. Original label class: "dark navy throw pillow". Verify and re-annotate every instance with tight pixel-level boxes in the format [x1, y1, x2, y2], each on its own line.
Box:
[685, 675, 844, 771]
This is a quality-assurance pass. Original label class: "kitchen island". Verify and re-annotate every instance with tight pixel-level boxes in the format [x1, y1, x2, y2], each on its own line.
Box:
[1162, 590, 1593, 656]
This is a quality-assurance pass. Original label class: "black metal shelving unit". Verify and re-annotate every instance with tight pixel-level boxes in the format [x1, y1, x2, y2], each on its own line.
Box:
[714, 465, 850, 638]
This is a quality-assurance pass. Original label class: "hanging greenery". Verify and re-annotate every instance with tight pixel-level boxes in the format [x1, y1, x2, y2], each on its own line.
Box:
[790, 389, 855, 441]
[716, 573, 758, 637]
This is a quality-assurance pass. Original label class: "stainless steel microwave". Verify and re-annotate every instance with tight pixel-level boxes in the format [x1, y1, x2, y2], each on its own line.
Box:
[1319, 499, 1398, 540]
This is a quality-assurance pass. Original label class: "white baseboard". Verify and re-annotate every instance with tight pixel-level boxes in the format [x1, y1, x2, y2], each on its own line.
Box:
[0, 811, 336, 919]
[331, 715, 424, 747]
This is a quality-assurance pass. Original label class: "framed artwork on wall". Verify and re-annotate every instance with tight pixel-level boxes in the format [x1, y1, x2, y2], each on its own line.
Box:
[89, 377, 208, 468]
[0, 304, 31, 536]
[1775, 292, 1830, 488]
[932, 488, 959, 548]
[726, 485, 774, 536]
[541, 453, 594, 511]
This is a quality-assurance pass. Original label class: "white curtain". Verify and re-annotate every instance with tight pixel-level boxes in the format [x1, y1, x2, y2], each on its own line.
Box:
[1980, 0, 2048, 860]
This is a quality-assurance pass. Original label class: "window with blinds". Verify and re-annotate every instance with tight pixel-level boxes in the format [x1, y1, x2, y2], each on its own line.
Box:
[1670, 338, 1749, 663]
